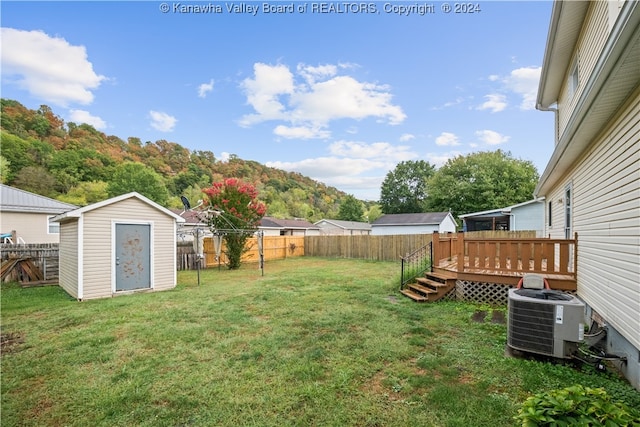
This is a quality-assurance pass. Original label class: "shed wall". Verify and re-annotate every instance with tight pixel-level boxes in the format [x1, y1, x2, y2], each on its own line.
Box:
[58, 220, 79, 299]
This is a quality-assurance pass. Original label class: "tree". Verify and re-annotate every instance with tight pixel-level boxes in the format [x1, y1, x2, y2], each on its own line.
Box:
[107, 161, 169, 205]
[426, 150, 539, 218]
[379, 160, 436, 214]
[337, 195, 364, 221]
[0, 156, 11, 184]
[203, 178, 267, 270]
[13, 166, 58, 197]
[365, 204, 383, 223]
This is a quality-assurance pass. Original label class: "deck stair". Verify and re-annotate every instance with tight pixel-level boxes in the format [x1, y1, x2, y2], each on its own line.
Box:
[400, 270, 456, 302]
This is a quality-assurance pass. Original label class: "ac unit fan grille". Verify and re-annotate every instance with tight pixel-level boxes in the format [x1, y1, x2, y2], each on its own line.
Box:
[509, 299, 555, 355]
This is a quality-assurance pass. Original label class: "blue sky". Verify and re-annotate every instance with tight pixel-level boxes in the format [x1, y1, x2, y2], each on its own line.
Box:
[1, 1, 555, 200]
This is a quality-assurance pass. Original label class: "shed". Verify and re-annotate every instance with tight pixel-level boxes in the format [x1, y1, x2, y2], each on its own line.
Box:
[51, 192, 185, 300]
[459, 198, 545, 235]
[371, 212, 457, 236]
[314, 219, 372, 235]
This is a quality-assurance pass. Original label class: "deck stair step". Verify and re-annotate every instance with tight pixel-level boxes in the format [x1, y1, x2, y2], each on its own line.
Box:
[401, 270, 456, 303]
[400, 289, 429, 302]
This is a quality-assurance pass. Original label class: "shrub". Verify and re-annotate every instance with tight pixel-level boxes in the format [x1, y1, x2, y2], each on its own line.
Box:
[514, 384, 640, 426]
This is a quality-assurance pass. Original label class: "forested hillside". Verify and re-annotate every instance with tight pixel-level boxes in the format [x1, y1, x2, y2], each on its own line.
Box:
[0, 99, 361, 222]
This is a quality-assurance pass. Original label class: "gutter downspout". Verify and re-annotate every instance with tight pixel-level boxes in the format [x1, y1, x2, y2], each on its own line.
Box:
[534, 103, 558, 198]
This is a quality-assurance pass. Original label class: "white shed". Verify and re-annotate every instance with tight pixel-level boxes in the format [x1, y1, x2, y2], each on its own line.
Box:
[52, 192, 185, 300]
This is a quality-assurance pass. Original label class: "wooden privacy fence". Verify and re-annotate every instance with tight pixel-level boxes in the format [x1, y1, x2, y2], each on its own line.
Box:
[1, 244, 60, 283]
[201, 235, 305, 269]
[304, 234, 433, 262]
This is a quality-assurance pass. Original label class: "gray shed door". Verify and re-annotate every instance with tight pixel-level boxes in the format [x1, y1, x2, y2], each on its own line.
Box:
[115, 224, 151, 291]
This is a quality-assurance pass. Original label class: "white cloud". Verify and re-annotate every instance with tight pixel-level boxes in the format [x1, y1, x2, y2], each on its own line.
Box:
[198, 79, 214, 98]
[476, 129, 510, 145]
[266, 157, 385, 179]
[435, 132, 461, 147]
[426, 151, 463, 168]
[68, 109, 106, 130]
[296, 63, 338, 83]
[504, 66, 541, 110]
[273, 125, 330, 139]
[239, 62, 406, 131]
[238, 63, 295, 126]
[1, 28, 106, 107]
[219, 152, 231, 162]
[477, 94, 507, 113]
[149, 110, 177, 132]
[399, 133, 415, 142]
[329, 140, 416, 162]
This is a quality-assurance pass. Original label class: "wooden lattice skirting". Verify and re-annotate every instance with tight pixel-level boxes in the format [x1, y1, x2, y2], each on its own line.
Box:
[452, 280, 577, 305]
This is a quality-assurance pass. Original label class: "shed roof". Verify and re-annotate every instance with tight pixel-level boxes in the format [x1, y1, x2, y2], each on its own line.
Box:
[0, 184, 78, 214]
[51, 192, 185, 223]
[459, 198, 544, 219]
[371, 212, 451, 226]
[314, 219, 372, 230]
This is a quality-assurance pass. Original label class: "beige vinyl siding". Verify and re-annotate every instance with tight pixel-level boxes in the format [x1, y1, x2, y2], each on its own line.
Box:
[81, 198, 177, 299]
[566, 92, 639, 350]
[0, 212, 60, 244]
[558, 2, 610, 138]
[58, 220, 79, 299]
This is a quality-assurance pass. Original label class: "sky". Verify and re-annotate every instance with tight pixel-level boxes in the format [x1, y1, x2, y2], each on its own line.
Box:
[1, 0, 556, 201]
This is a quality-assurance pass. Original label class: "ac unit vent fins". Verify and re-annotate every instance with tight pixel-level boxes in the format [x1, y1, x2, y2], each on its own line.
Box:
[509, 299, 555, 355]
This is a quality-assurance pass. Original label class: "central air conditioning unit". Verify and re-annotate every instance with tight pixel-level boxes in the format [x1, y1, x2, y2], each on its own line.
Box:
[507, 288, 585, 359]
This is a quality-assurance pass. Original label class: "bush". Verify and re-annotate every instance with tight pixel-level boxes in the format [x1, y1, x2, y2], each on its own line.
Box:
[514, 384, 640, 426]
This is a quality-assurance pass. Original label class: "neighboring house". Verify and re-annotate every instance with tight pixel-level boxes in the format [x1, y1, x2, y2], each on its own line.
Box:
[172, 209, 211, 243]
[371, 212, 457, 236]
[314, 219, 372, 236]
[0, 184, 78, 244]
[459, 198, 545, 236]
[259, 217, 321, 236]
[52, 192, 185, 300]
[535, 0, 639, 389]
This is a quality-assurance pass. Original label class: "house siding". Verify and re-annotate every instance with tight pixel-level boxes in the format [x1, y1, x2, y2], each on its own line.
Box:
[0, 212, 60, 244]
[558, 2, 610, 139]
[81, 198, 177, 300]
[372, 224, 439, 236]
[547, 90, 640, 350]
[58, 220, 79, 299]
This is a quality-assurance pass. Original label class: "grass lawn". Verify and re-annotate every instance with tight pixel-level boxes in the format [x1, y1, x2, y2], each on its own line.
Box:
[2, 257, 638, 427]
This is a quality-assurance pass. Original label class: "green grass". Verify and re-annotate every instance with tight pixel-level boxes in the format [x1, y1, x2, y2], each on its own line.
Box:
[2, 257, 638, 427]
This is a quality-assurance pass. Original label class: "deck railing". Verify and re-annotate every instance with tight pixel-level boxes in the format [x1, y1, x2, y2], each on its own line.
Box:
[433, 232, 577, 278]
[400, 242, 432, 290]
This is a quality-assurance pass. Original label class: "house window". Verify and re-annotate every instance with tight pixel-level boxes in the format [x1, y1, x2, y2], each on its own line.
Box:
[568, 60, 579, 98]
[564, 184, 572, 239]
[548, 201, 552, 227]
[47, 216, 60, 234]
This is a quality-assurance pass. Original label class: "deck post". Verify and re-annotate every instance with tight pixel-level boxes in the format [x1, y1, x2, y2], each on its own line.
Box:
[432, 231, 439, 266]
[457, 232, 465, 271]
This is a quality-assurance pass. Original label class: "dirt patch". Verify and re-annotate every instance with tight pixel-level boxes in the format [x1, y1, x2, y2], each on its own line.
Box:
[471, 311, 487, 323]
[1, 331, 25, 355]
[491, 310, 506, 324]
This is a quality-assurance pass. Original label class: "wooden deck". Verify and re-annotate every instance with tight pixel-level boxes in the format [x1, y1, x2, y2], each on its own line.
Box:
[433, 232, 577, 291]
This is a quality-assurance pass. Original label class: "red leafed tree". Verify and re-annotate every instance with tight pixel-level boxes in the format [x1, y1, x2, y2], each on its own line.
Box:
[202, 178, 267, 269]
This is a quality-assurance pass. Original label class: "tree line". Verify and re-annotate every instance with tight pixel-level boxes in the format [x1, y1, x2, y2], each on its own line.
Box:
[1, 99, 540, 225]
